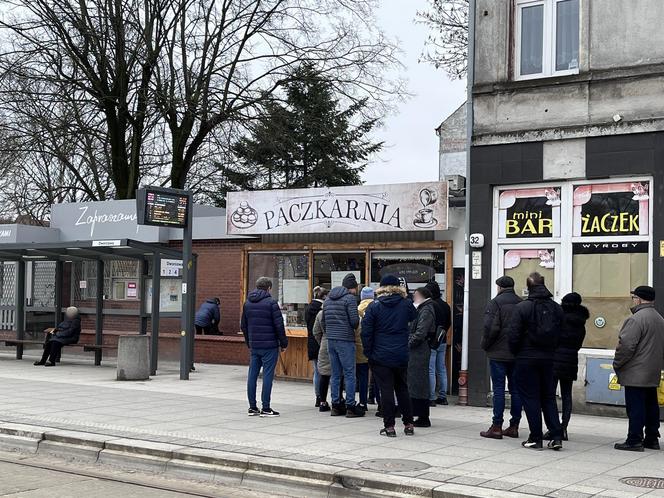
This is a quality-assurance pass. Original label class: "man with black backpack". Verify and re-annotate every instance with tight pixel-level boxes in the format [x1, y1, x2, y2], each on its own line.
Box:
[509, 272, 564, 450]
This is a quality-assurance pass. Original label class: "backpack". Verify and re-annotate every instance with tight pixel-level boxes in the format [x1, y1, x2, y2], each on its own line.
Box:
[528, 299, 561, 349]
[428, 325, 446, 350]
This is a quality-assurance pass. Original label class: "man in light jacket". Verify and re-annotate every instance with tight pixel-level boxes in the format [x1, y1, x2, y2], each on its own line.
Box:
[613, 286, 664, 452]
[323, 273, 364, 418]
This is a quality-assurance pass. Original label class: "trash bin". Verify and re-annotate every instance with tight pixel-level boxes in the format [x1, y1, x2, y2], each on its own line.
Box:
[116, 335, 150, 381]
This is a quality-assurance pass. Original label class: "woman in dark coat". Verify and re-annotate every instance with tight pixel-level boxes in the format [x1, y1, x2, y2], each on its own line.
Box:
[34, 307, 81, 367]
[409, 287, 435, 427]
[306, 286, 328, 407]
[546, 292, 588, 441]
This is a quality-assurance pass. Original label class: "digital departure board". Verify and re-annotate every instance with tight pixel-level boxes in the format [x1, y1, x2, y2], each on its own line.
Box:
[136, 187, 191, 228]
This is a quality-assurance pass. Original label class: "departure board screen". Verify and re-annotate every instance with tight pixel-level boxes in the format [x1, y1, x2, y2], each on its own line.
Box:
[137, 188, 190, 228]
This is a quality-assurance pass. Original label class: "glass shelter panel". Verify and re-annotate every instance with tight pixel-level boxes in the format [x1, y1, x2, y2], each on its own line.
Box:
[313, 253, 365, 291]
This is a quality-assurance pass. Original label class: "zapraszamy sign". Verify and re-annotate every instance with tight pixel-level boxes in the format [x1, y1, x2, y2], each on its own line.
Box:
[226, 182, 448, 235]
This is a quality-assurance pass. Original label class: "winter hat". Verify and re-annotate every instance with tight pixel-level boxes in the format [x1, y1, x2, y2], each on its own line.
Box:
[380, 274, 400, 287]
[360, 286, 375, 300]
[495, 276, 515, 289]
[425, 281, 442, 300]
[632, 285, 655, 302]
[562, 292, 582, 306]
[342, 273, 358, 290]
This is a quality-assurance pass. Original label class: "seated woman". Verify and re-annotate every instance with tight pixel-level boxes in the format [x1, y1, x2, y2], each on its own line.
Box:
[34, 307, 81, 367]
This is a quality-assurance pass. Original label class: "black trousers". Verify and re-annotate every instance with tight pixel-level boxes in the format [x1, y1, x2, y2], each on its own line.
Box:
[515, 359, 562, 442]
[555, 377, 574, 428]
[40, 339, 63, 364]
[411, 398, 430, 421]
[319, 374, 344, 404]
[624, 386, 660, 445]
[371, 363, 413, 428]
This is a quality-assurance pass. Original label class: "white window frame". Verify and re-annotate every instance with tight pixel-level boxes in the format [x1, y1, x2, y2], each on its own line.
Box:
[515, 0, 580, 80]
[492, 176, 654, 354]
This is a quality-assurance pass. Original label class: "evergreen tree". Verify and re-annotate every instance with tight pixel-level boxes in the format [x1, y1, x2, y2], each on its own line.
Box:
[233, 64, 382, 190]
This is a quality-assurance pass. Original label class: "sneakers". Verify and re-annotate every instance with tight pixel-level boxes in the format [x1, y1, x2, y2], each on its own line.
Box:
[436, 398, 448, 406]
[380, 427, 397, 438]
[544, 429, 568, 441]
[614, 441, 645, 452]
[33, 361, 45, 366]
[521, 438, 543, 450]
[346, 405, 366, 418]
[319, 402, 331, 412]
[248, 408, 260, 416]
[480, 424, 503, 439]
[413, 418, 431, 428]
[502, 425, 519, 439]
[429, 400, 437, 408]
[547, 439, 563, 451]
[260, 408, 280, 418]
[404, 424, 415, 436]
[358, 403, 368, 413]
[331, 404, 347, 416]
[315, 396, 321, 408]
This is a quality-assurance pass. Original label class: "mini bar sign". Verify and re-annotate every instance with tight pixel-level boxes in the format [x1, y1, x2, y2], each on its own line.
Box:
[573, 182, 649, 237]
[499, 187, 561, 238]
[226, 182, 448, 235]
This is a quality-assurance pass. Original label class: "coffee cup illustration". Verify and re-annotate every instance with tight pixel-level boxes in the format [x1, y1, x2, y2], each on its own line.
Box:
[414, 188, 438, 228]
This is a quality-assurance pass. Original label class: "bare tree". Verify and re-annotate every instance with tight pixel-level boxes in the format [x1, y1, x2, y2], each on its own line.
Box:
[0, 0, 402, 206]
[416, 0, 468, 79]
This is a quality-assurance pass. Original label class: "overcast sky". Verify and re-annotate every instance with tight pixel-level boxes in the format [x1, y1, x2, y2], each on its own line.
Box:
[362, 1, 466, 185]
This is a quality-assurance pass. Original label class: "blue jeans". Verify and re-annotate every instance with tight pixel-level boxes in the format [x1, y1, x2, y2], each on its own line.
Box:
[490, 360, 522, 426]
[429, 343, 448, 400]
[312, 360, 320, 397]
[356, 363, 369, 405]
[328, 339, 356, 407]
[247, 348, 278, 410]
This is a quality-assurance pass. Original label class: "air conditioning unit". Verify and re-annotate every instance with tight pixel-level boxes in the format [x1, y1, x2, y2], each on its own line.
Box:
[445, 175, 466, 195]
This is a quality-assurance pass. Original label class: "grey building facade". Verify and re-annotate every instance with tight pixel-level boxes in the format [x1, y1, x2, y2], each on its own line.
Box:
[468, 0, 664, 413]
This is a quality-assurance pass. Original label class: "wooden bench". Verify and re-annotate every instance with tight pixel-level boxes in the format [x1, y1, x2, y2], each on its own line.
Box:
[4, 337, 116, 366]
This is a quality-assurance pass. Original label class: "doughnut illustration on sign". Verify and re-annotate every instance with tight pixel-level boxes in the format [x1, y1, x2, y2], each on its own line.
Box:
[230, 201, 258, 229]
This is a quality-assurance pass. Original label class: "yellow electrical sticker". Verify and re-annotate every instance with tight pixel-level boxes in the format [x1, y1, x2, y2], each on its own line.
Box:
[608, 373, 621, 391]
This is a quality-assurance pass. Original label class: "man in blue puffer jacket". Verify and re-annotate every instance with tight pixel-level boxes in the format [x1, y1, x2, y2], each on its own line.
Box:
[361, 274, 417, 437]
[195, 298, 221, 335]
[323, 273, 364, 417]
[241, 277, 288, 418]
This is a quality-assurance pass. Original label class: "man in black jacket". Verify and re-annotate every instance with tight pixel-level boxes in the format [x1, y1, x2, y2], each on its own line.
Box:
[480, 276, 523, 439]
[508, 272, 564, 450]
[424, 281, 451, 406]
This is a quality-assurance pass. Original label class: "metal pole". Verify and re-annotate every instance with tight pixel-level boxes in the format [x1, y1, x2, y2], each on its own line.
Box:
[458, 0, 477, 406]
[139, 258, 148, 335]
[150, 253, 161, 376]
[188, 255, 198, 371]
[54, 260, 63, 327]
[95, 259, 104, 366]
[15, 260, 26, 360]
[180, 193, 193, 380]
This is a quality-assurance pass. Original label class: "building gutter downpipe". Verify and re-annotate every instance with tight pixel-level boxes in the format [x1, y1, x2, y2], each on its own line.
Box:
[458, 0, 476, 406]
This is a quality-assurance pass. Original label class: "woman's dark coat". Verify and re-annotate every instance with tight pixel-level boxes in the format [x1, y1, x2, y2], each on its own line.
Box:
[554, 304, 589, 381]
[306, 299, 324, 361]
[50, 317, 81, 345]
[408, 299, 435, 400]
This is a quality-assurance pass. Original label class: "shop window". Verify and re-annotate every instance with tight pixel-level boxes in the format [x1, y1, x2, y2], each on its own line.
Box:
[515, 0, 579, 80]
[503, 249, 555, 298]
[247, 253, 309, 327]
[573, 243, 648, 349]
[370, 251, 446, 299]
[313, 253, 365, 291]
[498, 187, 561, 239]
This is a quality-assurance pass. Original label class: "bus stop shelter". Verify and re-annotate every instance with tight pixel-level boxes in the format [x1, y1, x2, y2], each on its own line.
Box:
[0, 239, 196, 376]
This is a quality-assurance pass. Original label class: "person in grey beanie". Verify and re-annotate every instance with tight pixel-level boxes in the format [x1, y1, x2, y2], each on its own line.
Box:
[323, 273, 364, 418]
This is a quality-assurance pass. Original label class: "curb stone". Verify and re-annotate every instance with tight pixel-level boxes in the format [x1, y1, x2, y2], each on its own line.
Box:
[0, 421, 524, 497]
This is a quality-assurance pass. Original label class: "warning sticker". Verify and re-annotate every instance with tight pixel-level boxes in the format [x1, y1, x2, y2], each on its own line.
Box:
[609, 373, 622, 391]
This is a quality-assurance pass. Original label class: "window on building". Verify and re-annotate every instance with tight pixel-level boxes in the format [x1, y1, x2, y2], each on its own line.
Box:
[370, 251, 446, 300]
[247, 253, 309, 328]
[312, 253, 366, 291]
[516, 0, 579, 79]
[73, 260, 140, 301]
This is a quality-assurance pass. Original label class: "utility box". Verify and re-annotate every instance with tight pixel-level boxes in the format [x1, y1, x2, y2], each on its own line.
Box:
[585, 356, 625, 406]
[116, 335, 150, 381]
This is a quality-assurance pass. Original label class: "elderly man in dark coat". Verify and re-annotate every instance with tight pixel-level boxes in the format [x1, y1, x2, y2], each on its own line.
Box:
[34, 307, 81, 367]
[410, 287, 436, 427]
[613, 286, 664, 452]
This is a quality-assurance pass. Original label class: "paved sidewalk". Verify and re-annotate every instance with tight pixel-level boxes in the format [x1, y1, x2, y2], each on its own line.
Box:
[1, 352, 663, 497]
